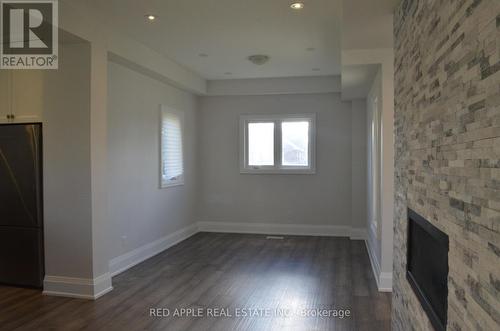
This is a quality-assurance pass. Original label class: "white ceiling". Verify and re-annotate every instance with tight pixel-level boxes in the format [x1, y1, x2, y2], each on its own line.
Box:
[87, 0, 342, 80]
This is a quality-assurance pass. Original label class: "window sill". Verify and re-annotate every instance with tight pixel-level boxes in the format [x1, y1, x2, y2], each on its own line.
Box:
[240, 168, 316, 175]
[160, 181, 185, 189]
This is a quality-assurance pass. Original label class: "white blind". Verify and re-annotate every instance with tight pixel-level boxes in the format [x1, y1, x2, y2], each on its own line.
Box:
[161, 110, 183, 185]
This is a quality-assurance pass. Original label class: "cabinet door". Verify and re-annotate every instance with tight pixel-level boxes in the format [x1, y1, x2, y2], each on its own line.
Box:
[11, 70, 43, 123]
[0, 70, 11, 123]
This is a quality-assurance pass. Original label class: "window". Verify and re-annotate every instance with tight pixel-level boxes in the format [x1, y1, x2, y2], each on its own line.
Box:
[248, 122, 275, 166]
[240, 114, 316, 174]
[282, 121, 309, 167]
[160, 106, 184, 188]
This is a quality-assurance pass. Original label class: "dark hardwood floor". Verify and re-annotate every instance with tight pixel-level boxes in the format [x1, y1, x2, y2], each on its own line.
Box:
[0, 233, 391, 331]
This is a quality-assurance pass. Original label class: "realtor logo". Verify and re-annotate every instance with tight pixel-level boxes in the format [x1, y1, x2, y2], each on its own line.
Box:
[1, 0, 58, 69]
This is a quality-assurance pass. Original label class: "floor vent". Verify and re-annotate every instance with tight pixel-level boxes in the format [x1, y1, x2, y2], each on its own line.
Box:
[266, 236, 285, 240]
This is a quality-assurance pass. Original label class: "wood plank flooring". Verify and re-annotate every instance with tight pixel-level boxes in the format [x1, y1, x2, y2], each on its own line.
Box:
[0, 233, 391, 331]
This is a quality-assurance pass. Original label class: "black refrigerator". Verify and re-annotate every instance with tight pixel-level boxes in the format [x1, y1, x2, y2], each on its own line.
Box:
[0, 123, 44, 288]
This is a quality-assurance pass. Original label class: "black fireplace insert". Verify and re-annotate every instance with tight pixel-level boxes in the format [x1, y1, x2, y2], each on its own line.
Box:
[407, 209, 449, 331]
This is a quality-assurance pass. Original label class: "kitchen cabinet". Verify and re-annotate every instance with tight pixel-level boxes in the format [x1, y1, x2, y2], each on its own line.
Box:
[0, 70, 43, 123]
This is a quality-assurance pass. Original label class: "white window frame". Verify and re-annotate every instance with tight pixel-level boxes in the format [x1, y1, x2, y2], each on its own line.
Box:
[239, 113, 316, 174]
[159, 105, 185, 188]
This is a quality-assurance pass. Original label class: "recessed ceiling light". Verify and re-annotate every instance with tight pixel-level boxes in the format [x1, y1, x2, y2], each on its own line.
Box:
[145, 14, 157, 21]
[290, 2, 304, 10]
[198, 53, 208, 57]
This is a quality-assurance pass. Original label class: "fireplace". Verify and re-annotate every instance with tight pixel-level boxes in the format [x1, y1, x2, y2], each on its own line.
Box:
[407, 209, 449, 331]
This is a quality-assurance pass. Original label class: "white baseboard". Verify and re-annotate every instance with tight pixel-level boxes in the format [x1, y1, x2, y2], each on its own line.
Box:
[349, 227, 367, 240]
[43, 273, 113, 300]
[364, 239, 392, 292]
[198, 221, 366, 238]
[109, 223, 198, 277]
[43, 223, 197, 300]
[378, 272, 393, 292]
[365, 238, 381, 284]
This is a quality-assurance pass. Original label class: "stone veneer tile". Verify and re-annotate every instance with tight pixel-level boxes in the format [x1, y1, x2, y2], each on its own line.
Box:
[394, 0, 500, 330]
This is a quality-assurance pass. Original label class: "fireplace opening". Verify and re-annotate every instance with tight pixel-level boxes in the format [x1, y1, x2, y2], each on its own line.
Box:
[407, 209, 449, 331]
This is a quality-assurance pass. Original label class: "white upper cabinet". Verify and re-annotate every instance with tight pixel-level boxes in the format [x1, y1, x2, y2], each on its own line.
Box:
[0, 70, 43, 124]
[11, 71, 44, 123]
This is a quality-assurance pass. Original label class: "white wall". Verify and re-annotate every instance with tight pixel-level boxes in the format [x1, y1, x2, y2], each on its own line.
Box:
[107, 61, 198, 264]
[207, 76, 341, 96]
[343, 49, 394, 291]
[41, 0, 206, 297]
[43, 42, 93, 279]
[41, 35, 113, 298]
[366, 65, 393, 291]
[351, 99, 367, 230]
[198, 93, 359, 230]
[367, 67, 382, 265]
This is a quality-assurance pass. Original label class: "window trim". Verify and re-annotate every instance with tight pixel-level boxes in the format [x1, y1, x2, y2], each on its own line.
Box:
[239, 113, 316, 174]
[159, 105, 185, 189]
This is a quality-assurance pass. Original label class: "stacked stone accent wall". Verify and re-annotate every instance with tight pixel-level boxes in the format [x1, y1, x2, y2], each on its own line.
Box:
[393, 0, 500, 330]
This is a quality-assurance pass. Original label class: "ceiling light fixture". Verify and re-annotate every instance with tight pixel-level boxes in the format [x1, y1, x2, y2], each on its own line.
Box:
[145, 14, 157, 21]
[248, 54, 270, 65]
[290, 2, 304, 10]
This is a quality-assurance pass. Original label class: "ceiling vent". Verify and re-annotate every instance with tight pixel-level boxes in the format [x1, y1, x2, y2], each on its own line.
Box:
[248, 54, 270, 65]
